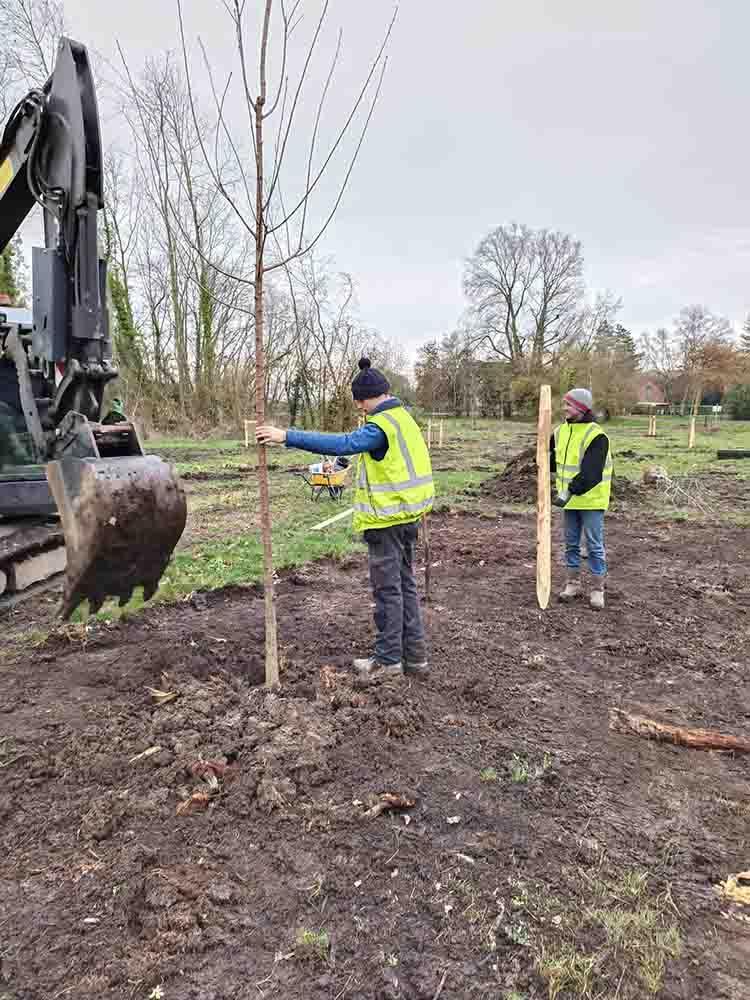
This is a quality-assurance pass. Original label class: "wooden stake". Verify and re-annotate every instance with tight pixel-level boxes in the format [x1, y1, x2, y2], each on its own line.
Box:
[439, 420, 444, 448]
[688, 417, 696, 449]
[422, 515, 432, 603]
[536, 385, 552, 610]
[610, 708, 750, 754]
[427, 419, 433, 450]
[244, 420, 257, 465]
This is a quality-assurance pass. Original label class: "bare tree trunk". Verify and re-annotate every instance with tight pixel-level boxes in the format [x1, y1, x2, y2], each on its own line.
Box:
[255, 0, 279, 689]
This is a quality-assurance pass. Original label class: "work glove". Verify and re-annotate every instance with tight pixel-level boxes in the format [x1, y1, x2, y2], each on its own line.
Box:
[552, 490, 570, 509]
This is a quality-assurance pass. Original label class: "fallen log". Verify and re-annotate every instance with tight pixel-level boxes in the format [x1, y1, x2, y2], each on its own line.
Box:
[609, 708, 750, 754]
[717, 450, 750, 460]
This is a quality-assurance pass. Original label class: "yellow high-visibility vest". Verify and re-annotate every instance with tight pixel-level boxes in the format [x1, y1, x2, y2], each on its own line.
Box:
[554, 422, 612, 510]
[353, 406, 434, 532]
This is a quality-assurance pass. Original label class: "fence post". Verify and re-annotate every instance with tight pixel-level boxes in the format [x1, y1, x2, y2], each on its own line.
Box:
[688, 417, 696, 449]
[427, 419, 433, 450]
[439, 420, 444, 448]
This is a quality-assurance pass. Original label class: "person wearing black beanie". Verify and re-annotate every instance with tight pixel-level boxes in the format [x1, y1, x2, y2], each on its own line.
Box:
[257, 357, 435, 679]
[350, 357, 391, 400]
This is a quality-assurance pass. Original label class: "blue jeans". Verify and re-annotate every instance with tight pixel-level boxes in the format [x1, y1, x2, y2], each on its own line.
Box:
[563, 509, 607, 577]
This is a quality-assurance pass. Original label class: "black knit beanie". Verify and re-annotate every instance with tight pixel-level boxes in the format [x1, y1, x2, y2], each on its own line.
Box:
[351, 357, 390, 401]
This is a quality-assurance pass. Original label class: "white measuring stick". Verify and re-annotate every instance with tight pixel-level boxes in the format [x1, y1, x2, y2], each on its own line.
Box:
[310, 507, 354, 531]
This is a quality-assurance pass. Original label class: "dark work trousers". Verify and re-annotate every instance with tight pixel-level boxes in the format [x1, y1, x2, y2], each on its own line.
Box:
[364, 521, 427, 666]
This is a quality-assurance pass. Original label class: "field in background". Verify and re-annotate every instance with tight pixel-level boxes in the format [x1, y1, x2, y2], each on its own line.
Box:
[2, 414, 747, 632]
[143, 414, 750, 609]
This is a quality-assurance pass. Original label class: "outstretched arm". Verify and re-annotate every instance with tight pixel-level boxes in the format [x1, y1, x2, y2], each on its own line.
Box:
[256, 422, 387, 457]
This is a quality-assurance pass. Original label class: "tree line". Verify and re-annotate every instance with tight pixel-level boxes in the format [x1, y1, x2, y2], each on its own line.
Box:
[2, 2, 749, 431]
[415, 222, 750, 419]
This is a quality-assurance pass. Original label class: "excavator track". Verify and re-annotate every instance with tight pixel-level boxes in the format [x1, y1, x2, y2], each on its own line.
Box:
[0, 519, 66, 612]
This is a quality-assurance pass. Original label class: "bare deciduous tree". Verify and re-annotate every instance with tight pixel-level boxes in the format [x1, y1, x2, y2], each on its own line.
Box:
[0, 0, 64, 89]
[464, 222, 585, 370]
[175, 0, 395, 686]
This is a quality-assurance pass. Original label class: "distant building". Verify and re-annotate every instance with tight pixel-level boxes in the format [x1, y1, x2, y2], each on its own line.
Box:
[635, 374, 666, 404]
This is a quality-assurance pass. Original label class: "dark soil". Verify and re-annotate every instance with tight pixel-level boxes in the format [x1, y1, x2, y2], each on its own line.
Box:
[480, 446, 538, 503]
[1, 513, 749, 998]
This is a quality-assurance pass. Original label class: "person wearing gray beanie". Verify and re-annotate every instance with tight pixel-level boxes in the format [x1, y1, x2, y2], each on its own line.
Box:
[550, 388, 613, 609]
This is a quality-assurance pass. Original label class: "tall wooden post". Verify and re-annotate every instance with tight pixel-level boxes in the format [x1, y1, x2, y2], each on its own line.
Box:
[427, 419, 433, 450]
[690, 386, 701, 448]
[439, 420, 444, 448]
[536, 385, 552, 610]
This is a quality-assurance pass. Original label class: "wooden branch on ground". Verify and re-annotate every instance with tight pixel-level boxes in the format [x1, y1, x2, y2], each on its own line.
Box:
[610, 708, 750, 753]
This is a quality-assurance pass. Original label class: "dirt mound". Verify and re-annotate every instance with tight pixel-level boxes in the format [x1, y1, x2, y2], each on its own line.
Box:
[481, 447, 538, 503]
[481, 447, 650, 506]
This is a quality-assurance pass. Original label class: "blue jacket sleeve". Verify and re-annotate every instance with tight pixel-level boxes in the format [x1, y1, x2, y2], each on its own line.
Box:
[285, 422, 387, 457]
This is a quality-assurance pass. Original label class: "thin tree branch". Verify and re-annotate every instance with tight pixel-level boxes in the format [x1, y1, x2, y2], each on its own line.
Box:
[175, 3, 258, 239]
[264, 0, 331, 212]
[265, 55, 387, 270]
[267, 5, 396, 233]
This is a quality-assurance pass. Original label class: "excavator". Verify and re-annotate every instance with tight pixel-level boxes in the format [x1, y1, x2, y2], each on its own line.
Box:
[0, 37, 186, 618]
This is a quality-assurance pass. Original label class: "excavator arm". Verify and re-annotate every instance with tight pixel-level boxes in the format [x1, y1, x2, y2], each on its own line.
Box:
[0, 38, 186, 618]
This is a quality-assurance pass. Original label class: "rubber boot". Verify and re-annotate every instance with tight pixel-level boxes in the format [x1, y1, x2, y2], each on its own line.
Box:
[589, 577, 605, 610]
[559, 570, 582, 602]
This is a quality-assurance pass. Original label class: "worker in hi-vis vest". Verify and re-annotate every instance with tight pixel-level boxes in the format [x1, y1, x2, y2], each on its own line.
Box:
[256, 358, 434, 678]
[550, 388, 613, 610]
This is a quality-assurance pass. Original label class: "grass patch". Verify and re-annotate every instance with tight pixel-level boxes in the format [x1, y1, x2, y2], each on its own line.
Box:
[535, 868, 682, 998]
[294, 928, 330, 962]
[537, 944, 597, 999]
[508, 751, 553, 784]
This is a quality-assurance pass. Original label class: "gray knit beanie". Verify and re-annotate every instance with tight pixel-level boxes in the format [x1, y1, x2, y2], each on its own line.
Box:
[563, 388, 593, 416]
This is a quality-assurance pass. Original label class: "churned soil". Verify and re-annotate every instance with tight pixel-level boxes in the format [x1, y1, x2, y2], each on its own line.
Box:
[1, 512, 749, 999]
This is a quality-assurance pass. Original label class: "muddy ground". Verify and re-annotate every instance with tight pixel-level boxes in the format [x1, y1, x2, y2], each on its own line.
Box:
[2, 508, 750, 999]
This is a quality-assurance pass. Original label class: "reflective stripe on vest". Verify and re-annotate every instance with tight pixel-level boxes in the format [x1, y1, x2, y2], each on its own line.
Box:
[555, 421, 612, 510]
[353, 406, 434, 532]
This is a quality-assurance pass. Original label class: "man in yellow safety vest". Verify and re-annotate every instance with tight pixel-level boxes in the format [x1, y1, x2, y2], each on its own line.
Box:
[256, 358, 435, 677]
[551, 388, 613, 610]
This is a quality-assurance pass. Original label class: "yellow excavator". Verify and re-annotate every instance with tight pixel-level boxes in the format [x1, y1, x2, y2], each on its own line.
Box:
[0, 37, 186, 617]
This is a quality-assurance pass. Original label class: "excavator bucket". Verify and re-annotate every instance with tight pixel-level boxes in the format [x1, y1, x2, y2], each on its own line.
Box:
[46, 454, 187, 619]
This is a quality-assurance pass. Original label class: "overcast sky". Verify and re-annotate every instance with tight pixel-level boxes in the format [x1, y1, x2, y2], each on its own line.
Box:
[55, 0, 750, 353]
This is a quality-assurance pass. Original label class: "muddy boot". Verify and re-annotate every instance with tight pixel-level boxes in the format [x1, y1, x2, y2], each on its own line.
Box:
[559, 571, 582, 602]
[403, 658, 429, 678]
[353, 656, 403, 677]
[589, 579, 605, 610]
